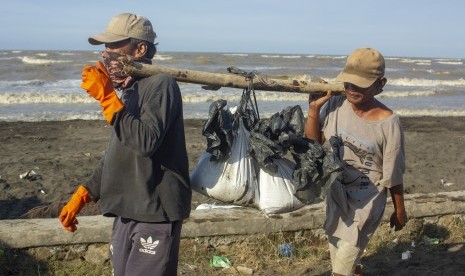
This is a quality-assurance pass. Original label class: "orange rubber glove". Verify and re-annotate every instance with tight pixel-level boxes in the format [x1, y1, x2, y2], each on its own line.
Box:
[81, 61, 124, 124]
[59, 185, 92, 232]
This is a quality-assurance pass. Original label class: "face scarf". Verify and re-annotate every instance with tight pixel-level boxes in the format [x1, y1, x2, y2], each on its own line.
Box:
[102, 51, 153, 90]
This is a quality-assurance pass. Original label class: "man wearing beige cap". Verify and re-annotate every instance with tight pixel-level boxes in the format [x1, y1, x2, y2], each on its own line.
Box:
[305, 48, 407, 275]
[59, 13, 191, 275]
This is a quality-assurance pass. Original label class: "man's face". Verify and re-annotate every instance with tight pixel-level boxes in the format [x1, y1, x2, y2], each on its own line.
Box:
[103, 40, 136, 57]
[343, 78, 385, 105]
[100, 40, 139, 89]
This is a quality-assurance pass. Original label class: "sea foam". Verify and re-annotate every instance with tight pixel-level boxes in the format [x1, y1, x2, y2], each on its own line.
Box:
[153, 54, 173, 61]
[223, 53, 249, 57]
[396, 109, 465, 117]
[21, 56, 69, 65]
[436, 61, 463, 65]
[0, 92, 95, 104]
[389, 77, 465, 87]
[379, 90, 437, 98]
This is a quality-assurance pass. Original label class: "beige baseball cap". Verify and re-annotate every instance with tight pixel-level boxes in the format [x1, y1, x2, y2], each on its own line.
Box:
[88, 13, 156, 45]
[336, 48, 385, 88]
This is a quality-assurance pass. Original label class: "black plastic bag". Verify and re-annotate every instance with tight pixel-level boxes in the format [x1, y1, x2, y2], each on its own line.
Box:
[248, 105, 305, 173]
[248, 105, 343, 204]
[291, 138, 343, 204]
[201, 99, 234, 161]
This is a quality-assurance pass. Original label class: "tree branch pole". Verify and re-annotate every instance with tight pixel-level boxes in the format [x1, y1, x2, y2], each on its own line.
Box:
[121, 58, 345, 94]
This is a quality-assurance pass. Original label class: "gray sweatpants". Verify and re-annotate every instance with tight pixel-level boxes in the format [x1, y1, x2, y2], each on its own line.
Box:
[110, 217, 182, 276]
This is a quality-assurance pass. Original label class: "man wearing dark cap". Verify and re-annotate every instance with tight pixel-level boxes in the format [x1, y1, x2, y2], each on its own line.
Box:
[305, 48, 407, 275]
[59, 13, 191, 275]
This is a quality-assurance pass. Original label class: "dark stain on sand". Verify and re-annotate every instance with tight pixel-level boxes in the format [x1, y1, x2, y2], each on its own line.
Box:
[289, 212, 304, 217]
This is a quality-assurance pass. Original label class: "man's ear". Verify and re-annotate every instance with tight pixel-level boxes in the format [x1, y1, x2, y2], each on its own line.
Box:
[380, 77, 387, 88]
[374, 77, 387, 96]
[134, 42, 148, 59]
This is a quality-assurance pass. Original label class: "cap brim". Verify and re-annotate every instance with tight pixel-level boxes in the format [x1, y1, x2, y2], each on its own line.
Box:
[88, 32, 129, 45]
[336, 71, 377, 88]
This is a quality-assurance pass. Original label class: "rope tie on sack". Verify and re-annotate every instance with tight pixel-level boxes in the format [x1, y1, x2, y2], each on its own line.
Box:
[227, 66, 268, 121]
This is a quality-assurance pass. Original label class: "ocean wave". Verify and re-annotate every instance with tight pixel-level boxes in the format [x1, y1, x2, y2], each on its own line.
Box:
[389, 77, 465, 87]
[399, 58, 432, 63]
[426, 69, 450, 75]
[181, 88, 451, 103]
[181, 91, 309, 103]
[2, 80, 46, 87]
[261, 55, 281, 58]
[281, 55, 302, 59]
[223, 53, 249, 57]
[0, 111, 102, 122]
[0, 56, 19, 60]
[412, 68, 450, 75]
[415, 62, 431, 66]
[21, 56, 70, 65]
[315, 55, 346, 59]
[436, 61, 463, 65]
[378, 90, 436, 98]
[396, 109, 465, 117]
[0, 79, 81, 92]
[153, 54, 173, 61]
[435, 58, 462, 61]
[0, 92, 95, 104]
[0, 88, 454, 106]
[260, 55, 301, 59]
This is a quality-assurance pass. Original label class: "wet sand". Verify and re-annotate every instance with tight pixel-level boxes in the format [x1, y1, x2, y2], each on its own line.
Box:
[0, 116, 464, 219]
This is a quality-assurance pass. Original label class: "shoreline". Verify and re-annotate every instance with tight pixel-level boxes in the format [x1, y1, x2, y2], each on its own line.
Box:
[1, 116, 464, 219]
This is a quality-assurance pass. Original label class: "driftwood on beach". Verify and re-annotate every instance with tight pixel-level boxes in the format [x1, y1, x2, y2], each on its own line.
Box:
[120, 57, 345, 94]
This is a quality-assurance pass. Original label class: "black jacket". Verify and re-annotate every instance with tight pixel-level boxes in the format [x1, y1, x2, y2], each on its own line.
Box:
[86, 74, 191, 222]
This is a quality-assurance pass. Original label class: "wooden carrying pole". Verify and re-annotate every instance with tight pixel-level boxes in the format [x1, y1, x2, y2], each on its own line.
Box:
[121, 58, 345, 94]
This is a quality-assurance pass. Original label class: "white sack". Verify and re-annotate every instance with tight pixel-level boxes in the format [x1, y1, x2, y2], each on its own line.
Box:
[256, 158, 304, 215]
[190, 121, 256, 205]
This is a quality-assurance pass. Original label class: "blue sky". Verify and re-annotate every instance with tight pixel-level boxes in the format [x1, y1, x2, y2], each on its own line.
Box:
[1, 0, 464, 58]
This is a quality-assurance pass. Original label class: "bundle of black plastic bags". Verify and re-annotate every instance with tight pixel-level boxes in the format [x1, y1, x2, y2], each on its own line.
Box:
[201, 93, 343, 206]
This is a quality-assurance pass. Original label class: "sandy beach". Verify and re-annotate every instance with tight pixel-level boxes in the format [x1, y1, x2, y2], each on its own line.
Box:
[1, 116, 465, 275]
[0, 116, 464, 220]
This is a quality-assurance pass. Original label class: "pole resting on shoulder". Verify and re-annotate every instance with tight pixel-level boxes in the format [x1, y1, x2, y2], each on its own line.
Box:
[119, 57, 345, 94]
